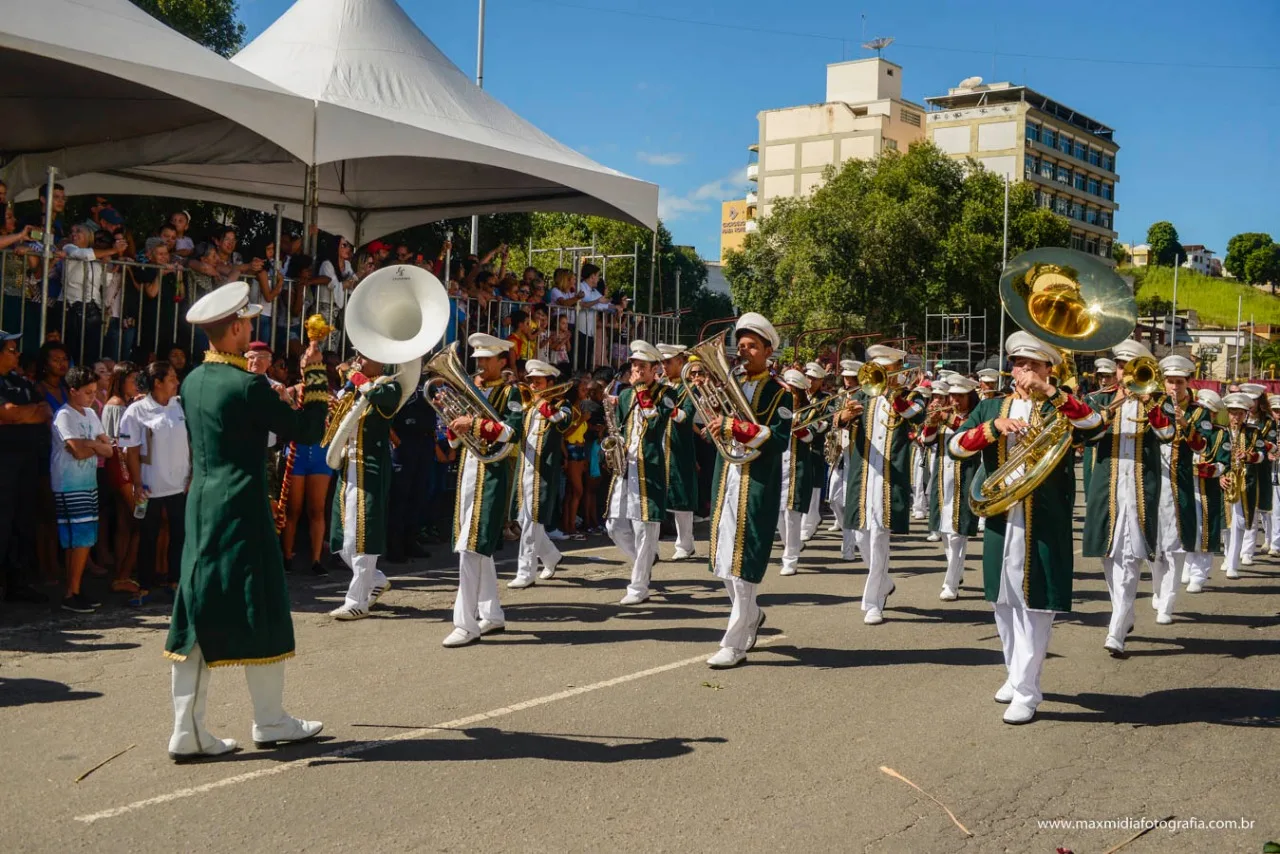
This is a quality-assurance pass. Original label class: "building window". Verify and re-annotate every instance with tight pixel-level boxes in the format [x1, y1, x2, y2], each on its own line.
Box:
[1100, 240, 1111, 258]
[1071, 233, 1085, 250]
[883, 138, 898, 151]
[1025, 154, 1037, 174]
[1086, 236, 1100, 255]
[1100, 211, 1112, 229]
[900, 110, 921, 127]
[1086, 208, 1098, 225]
[1058, 135, 1072, 155]
[1102, 154, 1114, 172]
[1038, 192, 1053, 209]
[1073, 141, 1087, 160]
[1088, 148, 1101, 167]
[1074, 173, 1087, 191]
[1055, 198, 1070, 216]
[1040, 159, 1055, 179]
[1025, 123, 1040, 143]
[1087, 178, 1100, 196]
[1056, 165, 1071, 183]
[1042, 128, 1057, 149]
[1102, 182, 1113, 201]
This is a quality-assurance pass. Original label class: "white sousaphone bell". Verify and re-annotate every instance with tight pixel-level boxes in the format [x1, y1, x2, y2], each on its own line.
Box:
[323, 264, 451, 469]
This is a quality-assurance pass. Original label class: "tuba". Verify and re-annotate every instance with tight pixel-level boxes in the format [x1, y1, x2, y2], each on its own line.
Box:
[969, 247, 1136, 517]
[680, 331, 762, 465]
[423, 342, 515, 464]
[322, 265, 449, 470]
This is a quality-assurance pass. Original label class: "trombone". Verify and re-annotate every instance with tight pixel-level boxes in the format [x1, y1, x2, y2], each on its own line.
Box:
[790, 387, 857, 432]
[857, 363, 913, 398]
[518, 379, 574, 409]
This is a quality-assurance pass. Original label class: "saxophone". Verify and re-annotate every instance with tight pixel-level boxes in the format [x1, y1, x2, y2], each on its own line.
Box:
[1222, 427, 1246, 504]
[601, 395, 627, 476]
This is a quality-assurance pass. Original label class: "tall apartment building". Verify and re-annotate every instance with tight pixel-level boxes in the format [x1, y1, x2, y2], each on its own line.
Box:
[924, 79, 1119, 262]
[741, 58, 926, 231]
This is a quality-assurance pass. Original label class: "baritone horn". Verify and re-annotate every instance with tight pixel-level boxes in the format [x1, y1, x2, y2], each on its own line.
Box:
[857, 363, 911, 398]
[969, 248, 1136, 517]
[681, 331, 762, 465]
[423, 343, 516, 464]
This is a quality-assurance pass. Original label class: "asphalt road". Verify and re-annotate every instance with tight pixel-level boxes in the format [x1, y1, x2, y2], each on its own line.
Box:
[2, 489, 1278, 853]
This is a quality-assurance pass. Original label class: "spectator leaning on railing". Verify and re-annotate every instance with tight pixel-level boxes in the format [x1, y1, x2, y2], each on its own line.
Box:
[62, 222, 129, 364]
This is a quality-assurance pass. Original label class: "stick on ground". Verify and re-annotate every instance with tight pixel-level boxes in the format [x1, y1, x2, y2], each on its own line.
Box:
[1102, 815, 1174, 854]
[879, 765, 973, 837]
[75, 744, 136, 783]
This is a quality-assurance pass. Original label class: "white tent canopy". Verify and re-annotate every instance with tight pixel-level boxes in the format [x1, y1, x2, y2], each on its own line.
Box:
[4, 0, 658, 241]
[0, 0, 314, 187]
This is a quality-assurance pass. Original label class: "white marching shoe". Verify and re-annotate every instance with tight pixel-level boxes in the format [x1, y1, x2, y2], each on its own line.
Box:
[672, 548, 695, 561]
[706, 647, 746, 669]
[1241, 556, 1254, 566]
[507, 575, 534, 589]
[368, 580, 391, 606]
[328, 604, 369, 621]
[619, 591, 649, 606]
[1181, 567, 1191, 584]
[245, 663, 323, 749]
[442, 628, 479, 647]
[253, 716, 323, 749]
[538, 562, 559, 580]
[1103, 635, 1126, 657]
[1003, 703, 1036, 725]
[779, 565, 797, 577]
[745, 612, 766, 651]
[1226, 568, 1241, 579]
[478, 619, 506, 635]
[1270, 548, 1280, 557]
[994, 682, 1015, 704]
[1155, 613, 1173, 625]
[170, 736, 238, 763]
[169, 654, 240, 763]
[939, 586, 958, 602]
[1186, 580, 1204, 593]
[863, 607, 884, 626]
[827, 521, 840, 532]
[926, 532, 940, 543]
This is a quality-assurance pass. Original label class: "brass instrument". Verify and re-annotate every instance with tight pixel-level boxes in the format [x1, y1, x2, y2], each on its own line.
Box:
[680, 332, 763, 465]
[970, 248, 1136, 517]
[423, 342, 516, 464]
[1222, 427, 1247, 504]
[601, 395, 627, 476]
[857, 363, 911, 398]
[519, 380, 574, 409]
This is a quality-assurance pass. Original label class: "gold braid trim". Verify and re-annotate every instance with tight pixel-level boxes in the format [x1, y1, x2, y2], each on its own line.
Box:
[163, 650, 296, 667]
[203, 350, 248, 370]
[303, 389, 330, 404]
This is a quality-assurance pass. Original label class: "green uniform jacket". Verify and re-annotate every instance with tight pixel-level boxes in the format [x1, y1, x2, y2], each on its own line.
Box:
[453, 381, 524, 557]
[165, 355, 328, 667]
[1226, 423, 1264, 528]
[1161, 404, 1214, 555]
[951, 393, 1104, 611]
[842, 391, 926, 534]
[708, 377, 792, 584]
[328, 380, 401, 556]
[924, 419, 980, 536]
[1080, 387, 1115, 497]
[783, 419, 818, 513]
[1082, 394, 1172, 560]
[1250, 414, 1276, 513]
[606, 383, 675, 522]
[663, 380, 698, 512]
[1191, 421, 1230, 553]
[518, 400, 571, 527]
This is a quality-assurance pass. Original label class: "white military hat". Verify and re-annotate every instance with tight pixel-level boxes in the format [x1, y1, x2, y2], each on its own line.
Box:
[185, 281, 261, 325]
[936, 369, 960, 381]
[1112, 339, 1153, 362]
[840, 359, 862, 377]
[930, 381, 950, 396]
[1269, 395, 1280, 409]
[804, 361, 827, 379]
[628, 339, 662, 362]
[977, 368, 1001, 383]
[1224, 392, 1253, 410]
[1158, 354, 1195, 378]
[468, 332, 513, 358]
[1005, 331, 1062, 366]
[1094, 358, 1117, 375]
[656, 343, 687, 359]
[782, 368, 808, 388]
[1196, 389, 1223, 412]
[948, 375, 979, 393]
[1240, 382, 1266, 399]
[525, 359, 559, 378]
[734, 312, 780, 350]
[865, 344, 907, 366]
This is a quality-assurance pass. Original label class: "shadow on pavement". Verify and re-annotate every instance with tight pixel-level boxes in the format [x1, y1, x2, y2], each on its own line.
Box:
[754, 644, 1004, 669]
[1040, 687, 1280, 727]
[0, 676, 103, 708]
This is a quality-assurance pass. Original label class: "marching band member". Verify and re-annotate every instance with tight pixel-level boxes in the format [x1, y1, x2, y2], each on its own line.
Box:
[1267, 394, 1280, 557]
[976, 368, 1002, 401]
[799, 362, 831, 541]
[1184, 389, 1230, 593]
[326, 354, 401, 620]
[1147, 355, 1204, 626]
[837, 344, 925, 626]
[165, 283, 327, 760]
[922, 376, 981, 601]
[1221, 392, 1268, 580]
[827, 360, 861, 550]
[923, 381, 951, 543]
[949, 331, 1102, 725]
[509, 360, 570, 589]
[909, 380, 931, 520]
[443, 333, 523, 648]
[1240, 383, 1274, 565]
[778, 368, 817, 576]
[658, 344, 698, 560]
[1082, 339, 1174, 657]
[702, 313, 791, 668]
[606, 340, 676, 606]
[1081, 358, 1117, 499]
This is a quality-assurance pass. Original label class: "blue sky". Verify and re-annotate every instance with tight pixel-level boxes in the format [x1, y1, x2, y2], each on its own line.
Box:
[239, 0, 1279, 262]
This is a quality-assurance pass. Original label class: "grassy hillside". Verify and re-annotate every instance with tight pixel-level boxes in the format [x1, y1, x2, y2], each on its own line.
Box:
[1130, 265, 1280, 328]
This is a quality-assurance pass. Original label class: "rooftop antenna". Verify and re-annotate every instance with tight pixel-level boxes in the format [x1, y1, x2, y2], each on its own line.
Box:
[863, 36, 893, 57]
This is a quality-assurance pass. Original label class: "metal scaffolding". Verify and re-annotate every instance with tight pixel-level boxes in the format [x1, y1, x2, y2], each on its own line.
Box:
[923, 307, 988, 375]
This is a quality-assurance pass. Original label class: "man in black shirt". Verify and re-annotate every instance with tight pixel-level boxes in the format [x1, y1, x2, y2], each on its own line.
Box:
[0, 331, 52, 603]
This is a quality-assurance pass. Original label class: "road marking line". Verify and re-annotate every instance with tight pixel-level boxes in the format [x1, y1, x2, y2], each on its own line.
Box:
[74, 634, 785, 824]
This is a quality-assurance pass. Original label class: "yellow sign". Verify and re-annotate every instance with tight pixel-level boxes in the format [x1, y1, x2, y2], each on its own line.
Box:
[721, 200, 748, 235]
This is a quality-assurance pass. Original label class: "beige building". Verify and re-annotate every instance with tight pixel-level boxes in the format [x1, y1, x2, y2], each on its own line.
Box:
[745, 58, 926, 225]
[924, 79, 1119, 261]
[719, 199, 750, 263]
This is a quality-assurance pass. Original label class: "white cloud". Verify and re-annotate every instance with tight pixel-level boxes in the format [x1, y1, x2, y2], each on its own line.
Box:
[637, 151, 686, 166]
[658, 167, 748, 221]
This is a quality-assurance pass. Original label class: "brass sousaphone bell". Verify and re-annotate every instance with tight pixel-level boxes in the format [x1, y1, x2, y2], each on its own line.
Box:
[969, 248, 1136, 517]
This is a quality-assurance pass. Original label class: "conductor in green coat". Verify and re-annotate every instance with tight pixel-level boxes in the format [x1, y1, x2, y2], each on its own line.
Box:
[165, 282, 328, 762]
[659, 343, 699, 560]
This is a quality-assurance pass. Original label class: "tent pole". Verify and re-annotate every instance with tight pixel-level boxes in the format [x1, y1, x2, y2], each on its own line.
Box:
[470, 0, 487, 255]
[272, 203, 284, 350]
[38, 166, 57, 342]
[648, 231, 657, 315]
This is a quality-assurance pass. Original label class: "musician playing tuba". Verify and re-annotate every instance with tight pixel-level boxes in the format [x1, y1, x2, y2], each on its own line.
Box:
[1183, 389, 1230, 593]
[1081, 339, 1175, 658]
[949, 331, 1102, 725]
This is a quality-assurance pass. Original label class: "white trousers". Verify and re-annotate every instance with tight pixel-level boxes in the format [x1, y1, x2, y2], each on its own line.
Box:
[1101, 513, 1146, 645]
[515, 521, 561, 583]
[800, 488, 823, 539]
[1185, 551, 1213, 585]
[942, 533, 967, 592]
[829, 491, 846, 533]
[1148, 551, 1181, 618]
[858, 526, 891, 611]
[339, 548, 387, 610]
[608, 517, 659, 598]
[1223, 501, 1247, 572]
[169, 643, 288, 753]
[721, 576, 760, 652]
[993, 605, 1054, 709]
[911, 460, 928, 514]
[671, 510, 694, 554]
[454, 550, 504, 635]
[1242, 509, 1259, 562]
[778, 508, 803, 573]
[842, 527, 861, 561]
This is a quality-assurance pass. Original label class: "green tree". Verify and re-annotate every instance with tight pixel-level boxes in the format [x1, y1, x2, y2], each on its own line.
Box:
[1243, 243, 1280, 292]
[1145, 220, 1182, 266]
[1224, 232, 1277, 283]
[1112, 241, 1130, 265]
[722, 143, 1071, 338]
[129, 0, 246, 56]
